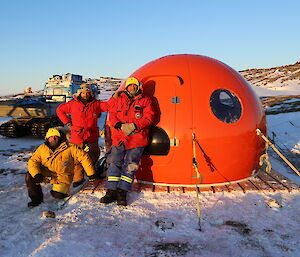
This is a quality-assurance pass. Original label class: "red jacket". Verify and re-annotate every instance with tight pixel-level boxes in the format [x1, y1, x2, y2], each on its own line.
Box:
[109, 92, 154, 149]
[56, 96, 114, 144]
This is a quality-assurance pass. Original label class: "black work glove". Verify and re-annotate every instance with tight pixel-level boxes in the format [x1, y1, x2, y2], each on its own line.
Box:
[114, 122, 123, 130]
[88, 173, 101, 182]
[33, 174, 44, 184]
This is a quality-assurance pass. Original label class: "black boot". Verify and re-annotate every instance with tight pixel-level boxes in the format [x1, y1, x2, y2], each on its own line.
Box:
[117, 189, 127, 206]
[26, 172, 43, 208]
[28, 200, 42, 208]
[50, 190, 68, 199]
[100, 189, 118, 204]
[73, 179, 85, 188]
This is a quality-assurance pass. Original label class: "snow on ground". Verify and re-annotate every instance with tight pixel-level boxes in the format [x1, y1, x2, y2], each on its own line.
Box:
[1, 115, 300, 256]
[266, 112, 300, 186]
[251, 82, 300, 97]
[252, 82, 300, 97]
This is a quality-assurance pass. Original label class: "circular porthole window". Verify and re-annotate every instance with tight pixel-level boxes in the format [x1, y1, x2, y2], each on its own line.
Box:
[210, 89, 242, 123]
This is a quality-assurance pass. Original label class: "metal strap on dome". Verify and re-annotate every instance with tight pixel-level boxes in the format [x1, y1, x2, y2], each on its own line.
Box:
[256, 129, 300, 177]
[192, 133, 203, 231]
[259, 141, 272, 173]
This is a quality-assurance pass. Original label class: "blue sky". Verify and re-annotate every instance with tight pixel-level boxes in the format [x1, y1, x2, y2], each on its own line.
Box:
[0, 0, 299, 95]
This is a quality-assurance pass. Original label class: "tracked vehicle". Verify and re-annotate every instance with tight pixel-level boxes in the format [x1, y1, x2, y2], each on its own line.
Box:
[0, 74, 84, 138]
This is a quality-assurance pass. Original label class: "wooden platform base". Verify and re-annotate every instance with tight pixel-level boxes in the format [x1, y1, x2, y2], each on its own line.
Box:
[81, 169, 300, 193]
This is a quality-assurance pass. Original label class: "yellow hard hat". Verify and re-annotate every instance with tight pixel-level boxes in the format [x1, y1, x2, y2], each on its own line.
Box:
[45, 128, 61, 139]
[125, 77, 140, 89]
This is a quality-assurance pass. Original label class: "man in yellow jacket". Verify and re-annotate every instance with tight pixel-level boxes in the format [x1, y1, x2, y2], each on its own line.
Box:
[26, 127, 97, 208]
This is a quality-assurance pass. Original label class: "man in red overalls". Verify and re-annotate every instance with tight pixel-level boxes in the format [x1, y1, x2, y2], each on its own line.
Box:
[100, 77, 154, 206]
[56, 84, 115, 187]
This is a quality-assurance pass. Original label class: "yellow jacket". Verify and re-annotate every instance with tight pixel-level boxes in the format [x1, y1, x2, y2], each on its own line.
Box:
[28, 141, 95, 194]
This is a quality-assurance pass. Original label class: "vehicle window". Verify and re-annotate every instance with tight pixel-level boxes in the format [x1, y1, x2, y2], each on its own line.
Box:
[53, 88, 63, 95]
[45, 88, 53, 95]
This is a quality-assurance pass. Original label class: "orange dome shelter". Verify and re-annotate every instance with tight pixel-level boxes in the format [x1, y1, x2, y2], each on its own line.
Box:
[112, 54, 266, 187]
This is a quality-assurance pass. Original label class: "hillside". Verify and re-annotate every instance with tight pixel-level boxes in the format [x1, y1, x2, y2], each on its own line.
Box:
[240, 61, 300, 96]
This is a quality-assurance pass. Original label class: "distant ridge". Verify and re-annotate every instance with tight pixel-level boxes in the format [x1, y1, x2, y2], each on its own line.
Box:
[239, 61, 300, 88]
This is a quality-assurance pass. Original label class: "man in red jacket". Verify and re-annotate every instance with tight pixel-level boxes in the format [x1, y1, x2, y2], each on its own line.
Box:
[56, 84, 115, 187]
[100, 77, 154, 206]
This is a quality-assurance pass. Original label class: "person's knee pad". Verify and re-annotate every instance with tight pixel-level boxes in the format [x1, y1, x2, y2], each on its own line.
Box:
[126, 163, 139, 175]
[50, 190, 68, 199]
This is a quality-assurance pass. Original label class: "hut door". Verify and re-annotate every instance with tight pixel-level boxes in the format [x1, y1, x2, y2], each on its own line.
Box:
[142, 75, 181, 163]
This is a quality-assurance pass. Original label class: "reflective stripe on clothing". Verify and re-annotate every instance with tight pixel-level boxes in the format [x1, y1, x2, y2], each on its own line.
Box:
[105, 145, 144, 191]
[121, 175, 133, 184]
[107, 176, 121, 182]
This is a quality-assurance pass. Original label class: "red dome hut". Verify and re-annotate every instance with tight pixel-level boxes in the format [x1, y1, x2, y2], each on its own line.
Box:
[113, 54, 266, 186]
